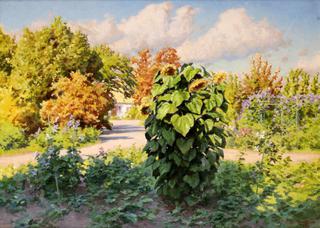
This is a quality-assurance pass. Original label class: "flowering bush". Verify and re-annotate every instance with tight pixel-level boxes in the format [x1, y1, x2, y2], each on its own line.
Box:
[229, 91, 320, 151]
[30, 117, 101, 151]
[29, 145, 83, 197]
[241, 92, 320, 127]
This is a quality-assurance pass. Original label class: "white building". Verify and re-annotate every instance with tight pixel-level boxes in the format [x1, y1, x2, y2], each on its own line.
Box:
[111, 92, 133, 118]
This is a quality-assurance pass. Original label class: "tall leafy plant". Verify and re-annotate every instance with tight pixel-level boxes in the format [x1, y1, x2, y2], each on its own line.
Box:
[144, 64, 228, 204]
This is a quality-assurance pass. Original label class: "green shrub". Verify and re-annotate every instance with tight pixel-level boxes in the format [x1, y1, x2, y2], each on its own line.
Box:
[106, 146, 147, 165]
[84, 146, 147, 187]
[29, 146, 83, 196]
[0, 122, 27, 153]
[29, 123, 100, 151]
[144, 64, 228, 203]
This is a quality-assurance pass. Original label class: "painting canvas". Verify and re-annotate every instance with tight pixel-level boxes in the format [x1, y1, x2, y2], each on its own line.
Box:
[0, 1, 319, 227]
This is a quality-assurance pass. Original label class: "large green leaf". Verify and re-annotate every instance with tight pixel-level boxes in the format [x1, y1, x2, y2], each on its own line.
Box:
[214, 93, 224, 107]
[208, 134, 223, 145]
[186, 97, 203, 114]
[180, 65, 193, 79]
[161, 128, 176, 146]
[170, 114, 194, 137]
[204, 119, 214, 132]
[171, 90, 190, 107]
[158, 93, 172, 102]
[159, 162, 172, 175]
[200, 157, 210, 171]
[156, 103, 178, 120]
[163, 75, 181, 88]
[145, 155, 155, 166]
[172, 153, 182, 166]
[176, 137, 194, 154]
[147, 141, 159, 152]
[184, 68, 201, 82]
[151, 84, 166, 97]
[183, 173, 200, 188]
[207, 151, 217, 165]
[204, 99, 216, 111]
[187, 149, 197, 161]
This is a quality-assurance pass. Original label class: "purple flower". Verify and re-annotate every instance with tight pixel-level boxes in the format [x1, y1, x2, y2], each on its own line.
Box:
[67, 120, 73, 128]
[52, 124, 59, 133]
[75, 120, 80, 129]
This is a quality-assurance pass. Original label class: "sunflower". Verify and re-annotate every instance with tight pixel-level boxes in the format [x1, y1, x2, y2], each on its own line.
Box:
[188, 79, 209, 92]
[160, 64, 177, 76]
[213, 72, 227, 84]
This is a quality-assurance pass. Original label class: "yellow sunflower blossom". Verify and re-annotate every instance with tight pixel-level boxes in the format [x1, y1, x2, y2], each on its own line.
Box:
[188, 79, 209, 92]
[212, 72, 227, 84]
[160, 64, 177, 76]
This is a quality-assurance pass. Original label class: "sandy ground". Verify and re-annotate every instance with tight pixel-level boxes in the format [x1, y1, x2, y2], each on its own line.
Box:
[0, 120, 319, 167]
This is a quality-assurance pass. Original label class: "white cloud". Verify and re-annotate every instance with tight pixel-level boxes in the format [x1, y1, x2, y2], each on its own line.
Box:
[297, 52, 320, 74]
[111, 2, 196, 53]
[177, 8, 286, 62]
[11, 3, 287, 63]
[69, 18, 121, 44]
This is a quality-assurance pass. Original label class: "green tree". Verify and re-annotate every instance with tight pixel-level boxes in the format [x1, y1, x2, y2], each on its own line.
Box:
[0, 27, 16, 85]
[9, 17, 100, 106]
[283, 69, 320, 96]
[94, 45, 135, 98]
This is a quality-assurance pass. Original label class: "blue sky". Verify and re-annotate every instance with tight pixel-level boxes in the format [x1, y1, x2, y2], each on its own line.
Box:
[1, 0, 319, 75]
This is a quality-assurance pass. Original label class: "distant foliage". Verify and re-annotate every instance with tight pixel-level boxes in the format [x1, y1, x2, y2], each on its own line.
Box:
[124, 106, 147, 120]
[283, 68, 320, 97]
[132, 48, 180, 105]
[40, 72, 113, 128]
[224, 73, 242, 123]
[144, 64, 228, 203]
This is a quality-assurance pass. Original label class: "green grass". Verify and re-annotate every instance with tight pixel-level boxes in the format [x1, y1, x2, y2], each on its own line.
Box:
[0, 140, 100, 157]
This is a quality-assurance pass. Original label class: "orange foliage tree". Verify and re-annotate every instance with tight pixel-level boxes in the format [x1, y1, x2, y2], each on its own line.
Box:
[40, 72, 113, 128]
[132, 47, 180, 105]
[241, 54, 282, 99]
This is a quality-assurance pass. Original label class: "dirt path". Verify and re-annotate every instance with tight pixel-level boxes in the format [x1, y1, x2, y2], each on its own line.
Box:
[0, 120, 319, 167]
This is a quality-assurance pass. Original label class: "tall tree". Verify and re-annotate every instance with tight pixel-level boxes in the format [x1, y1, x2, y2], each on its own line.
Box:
[9, 17, 101, 106]
[154, 47, 180, 69]
[0, 27, 16, 85]
[95, 45, 135, 98]
[283, 69, 319, 96]
[132, 47, 180, 105]
[241, 54, 282, 99]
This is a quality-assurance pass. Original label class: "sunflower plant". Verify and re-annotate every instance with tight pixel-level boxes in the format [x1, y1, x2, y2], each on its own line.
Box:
[144, 63, 228, 204]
